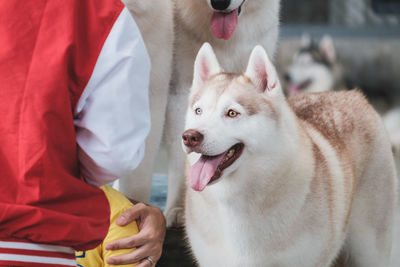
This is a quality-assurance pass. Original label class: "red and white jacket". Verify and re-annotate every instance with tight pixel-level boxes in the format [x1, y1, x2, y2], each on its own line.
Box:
[0, 0, 150, 266]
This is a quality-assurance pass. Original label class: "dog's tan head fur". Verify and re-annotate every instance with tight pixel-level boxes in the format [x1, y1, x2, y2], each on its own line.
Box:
[188, 43, 284, 120]
[186, 43, 287, 154]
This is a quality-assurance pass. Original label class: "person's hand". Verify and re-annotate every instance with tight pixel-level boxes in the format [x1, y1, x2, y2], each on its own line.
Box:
[105, 203, 166, 266]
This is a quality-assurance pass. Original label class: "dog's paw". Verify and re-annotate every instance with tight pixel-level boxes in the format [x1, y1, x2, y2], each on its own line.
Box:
[165, 207, 185, 228]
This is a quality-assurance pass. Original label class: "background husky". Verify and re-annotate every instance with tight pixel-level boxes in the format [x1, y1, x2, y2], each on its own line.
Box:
[183, 43, 397, 267]
[116, 0, 174, 201]
[284, 34, 345, 96]
[163, 0, 280, 226]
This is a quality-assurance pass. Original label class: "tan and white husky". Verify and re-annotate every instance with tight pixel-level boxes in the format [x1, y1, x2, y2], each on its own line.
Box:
[182, 43, 397, 267]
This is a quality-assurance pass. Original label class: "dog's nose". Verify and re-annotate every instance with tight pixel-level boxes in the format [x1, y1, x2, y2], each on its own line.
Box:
[182, 129, 204, 148]
[210, 0, 231, 11]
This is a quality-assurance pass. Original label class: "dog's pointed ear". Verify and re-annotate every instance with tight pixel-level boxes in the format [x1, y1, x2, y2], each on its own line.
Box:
[319, 35, 336, 63]
[193, 43, 221, 87]
[245, 45, 281, 94]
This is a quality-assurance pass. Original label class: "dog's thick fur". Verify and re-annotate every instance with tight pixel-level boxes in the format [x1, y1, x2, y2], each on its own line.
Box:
[116, 0, 174, 201]
[165, 0, 280, 225]
[183, 43, 397, 267]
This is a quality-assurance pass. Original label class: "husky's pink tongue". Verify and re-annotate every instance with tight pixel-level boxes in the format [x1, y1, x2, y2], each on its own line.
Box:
[190, 154, 225, 191]
[211, 9, 238, 40]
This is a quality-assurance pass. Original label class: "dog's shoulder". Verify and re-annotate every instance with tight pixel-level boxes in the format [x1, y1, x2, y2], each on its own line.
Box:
[288, 90, 378, 148]
[288, 89, 370, 116]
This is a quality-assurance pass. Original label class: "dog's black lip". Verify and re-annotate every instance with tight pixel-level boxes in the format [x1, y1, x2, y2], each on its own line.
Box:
[238, 0, 245, 15]
[201, 143, 244, 185]
[299, 79, 312, 90]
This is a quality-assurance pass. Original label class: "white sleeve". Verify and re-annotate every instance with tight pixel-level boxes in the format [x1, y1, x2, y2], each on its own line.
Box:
[74, 7, 151, 187]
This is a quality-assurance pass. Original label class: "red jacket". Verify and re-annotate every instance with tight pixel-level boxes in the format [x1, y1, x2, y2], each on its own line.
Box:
[0, 0, 125, 251]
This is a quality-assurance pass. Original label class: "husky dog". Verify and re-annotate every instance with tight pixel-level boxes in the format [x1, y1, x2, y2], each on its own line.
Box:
[164, 0, 280, 225]
[116, 0, 174, 201]
[284, 35, 345, 96]
[183, 43, 397, 267]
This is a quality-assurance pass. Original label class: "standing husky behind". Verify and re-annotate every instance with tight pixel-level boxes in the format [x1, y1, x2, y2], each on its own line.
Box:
[116, 0, 174, 201]
[183, 43, 397, 267]
[165, 0, 280, 225]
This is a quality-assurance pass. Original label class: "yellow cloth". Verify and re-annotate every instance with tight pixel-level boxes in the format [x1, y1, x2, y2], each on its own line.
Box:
[76, 185, 139, 266]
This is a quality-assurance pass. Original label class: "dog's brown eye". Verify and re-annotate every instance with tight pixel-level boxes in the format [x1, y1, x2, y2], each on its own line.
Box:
[195, 108, 202, 115]
[227, 109, 239, 118]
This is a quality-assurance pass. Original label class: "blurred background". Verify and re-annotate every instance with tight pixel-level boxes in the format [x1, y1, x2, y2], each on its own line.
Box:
[277, 0, 400, 110]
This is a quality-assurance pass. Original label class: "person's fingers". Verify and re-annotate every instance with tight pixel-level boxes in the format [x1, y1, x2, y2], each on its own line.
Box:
[106, 244, 161, 266]
[106, 250, 141, 265]
[105, 231, 148, 250]
[116, 203, 147, 226]
[106, 203, 165, 265]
